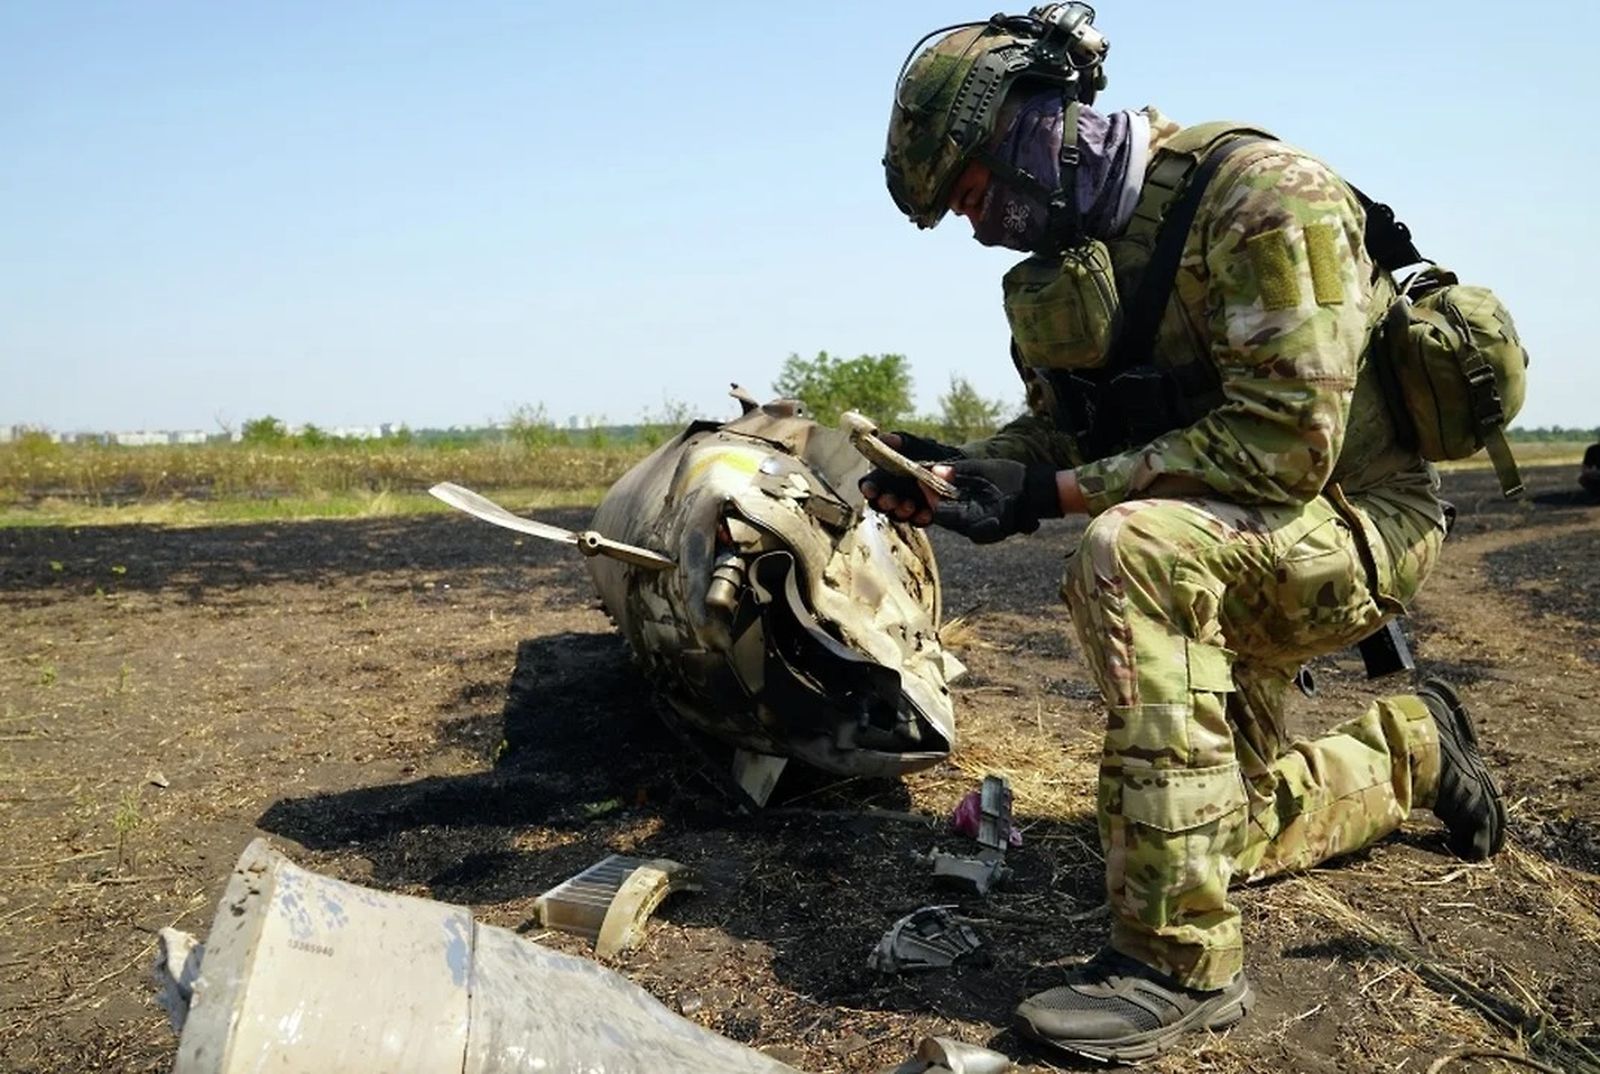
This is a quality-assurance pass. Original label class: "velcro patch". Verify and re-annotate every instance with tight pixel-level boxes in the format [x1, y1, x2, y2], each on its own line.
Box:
[1305, 223, 1345, 306]
[1246, 228, 1300, 311]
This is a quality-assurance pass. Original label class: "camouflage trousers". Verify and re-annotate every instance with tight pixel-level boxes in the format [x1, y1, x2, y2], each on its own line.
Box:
[1062, 489, 1447, 991]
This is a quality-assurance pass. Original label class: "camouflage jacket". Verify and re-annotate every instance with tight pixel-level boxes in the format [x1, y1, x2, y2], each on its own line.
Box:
[963, 108, 1443, 529]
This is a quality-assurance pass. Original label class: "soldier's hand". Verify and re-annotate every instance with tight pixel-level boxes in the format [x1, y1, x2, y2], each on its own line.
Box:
[931, 459, 1063, 544]
[860, 467, 940, 527]
[883, 431, 965, 463]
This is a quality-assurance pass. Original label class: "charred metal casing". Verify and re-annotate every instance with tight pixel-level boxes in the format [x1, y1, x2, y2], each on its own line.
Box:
[586, 401, 963, 783]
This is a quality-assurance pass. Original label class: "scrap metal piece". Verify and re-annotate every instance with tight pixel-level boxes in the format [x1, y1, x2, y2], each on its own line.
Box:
[533, 854, 702, 958]
[974, 775, 1013, 853]
[875, 1037, 1015, 1074]
[933, 775, 1016, 895]
[926, 851, 1009, 896]
[841, 410, 960, 500]
[152, 927, 205, 1033]
[867, 906, 982, 974]
[731, 749, 789, 808]
[950, 775, 1019, 850]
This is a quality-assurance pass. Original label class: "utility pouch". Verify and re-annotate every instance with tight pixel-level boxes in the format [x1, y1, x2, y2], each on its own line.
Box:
[1002, 240, 1121, 372]
[1379, 266, 1529, 497]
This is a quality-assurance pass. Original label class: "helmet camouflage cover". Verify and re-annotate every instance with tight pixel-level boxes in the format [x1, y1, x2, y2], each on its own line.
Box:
[884, 7, 1108, 229]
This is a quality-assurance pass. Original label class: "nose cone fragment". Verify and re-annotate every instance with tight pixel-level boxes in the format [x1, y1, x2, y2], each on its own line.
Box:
[586, 403, 963, 780]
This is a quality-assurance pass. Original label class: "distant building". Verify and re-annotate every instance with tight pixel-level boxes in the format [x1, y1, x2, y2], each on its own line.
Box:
[0, 424, 62, 443]
[1, 422, 406, 447]
[109, 430, 169, 446]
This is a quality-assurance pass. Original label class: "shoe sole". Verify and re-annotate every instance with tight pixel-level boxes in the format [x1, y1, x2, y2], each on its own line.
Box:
[1017, 979, 1255, 1065]
[1421, 677, 1508, 859]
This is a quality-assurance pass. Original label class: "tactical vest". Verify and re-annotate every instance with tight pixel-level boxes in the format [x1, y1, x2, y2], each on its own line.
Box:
[1002, 122, 1275, 464]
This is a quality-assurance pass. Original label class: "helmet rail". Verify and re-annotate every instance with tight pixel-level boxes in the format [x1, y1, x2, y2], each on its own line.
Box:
[883, 4, 1109, 229]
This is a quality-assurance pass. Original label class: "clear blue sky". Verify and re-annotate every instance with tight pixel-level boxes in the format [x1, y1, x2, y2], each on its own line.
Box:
[3, 1, 1593, 433]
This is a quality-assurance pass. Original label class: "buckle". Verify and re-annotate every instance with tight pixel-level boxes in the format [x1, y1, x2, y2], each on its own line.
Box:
[1463, 363, 1503, 433]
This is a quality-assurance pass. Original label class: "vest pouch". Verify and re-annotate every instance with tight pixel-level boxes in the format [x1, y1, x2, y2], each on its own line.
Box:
[1002, 241, 1121, 372]
[1381, 266, 1529, 496]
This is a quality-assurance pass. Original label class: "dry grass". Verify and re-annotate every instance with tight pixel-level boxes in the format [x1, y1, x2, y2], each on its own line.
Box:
[1270, 868, 1600, 1073]
[1437, 440, 1591, 471]
[906, 616, 1600, 1074]
[0, 439, 647, 509]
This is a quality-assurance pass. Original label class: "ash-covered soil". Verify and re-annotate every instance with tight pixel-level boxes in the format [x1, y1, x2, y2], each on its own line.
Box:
[1, 464, 1597, 1073]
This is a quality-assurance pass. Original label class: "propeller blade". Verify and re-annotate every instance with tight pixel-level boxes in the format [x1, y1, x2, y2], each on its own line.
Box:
[429, 482, 579, 546]
[429, 482, 675, 572]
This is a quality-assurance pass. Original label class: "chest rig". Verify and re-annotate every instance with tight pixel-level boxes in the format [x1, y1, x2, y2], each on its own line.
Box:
[1002, 122, 1274, 463]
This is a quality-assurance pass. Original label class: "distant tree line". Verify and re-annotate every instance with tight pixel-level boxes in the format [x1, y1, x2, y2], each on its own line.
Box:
[772, 351, 1015, 443]
[1506, 426, 1600, 443]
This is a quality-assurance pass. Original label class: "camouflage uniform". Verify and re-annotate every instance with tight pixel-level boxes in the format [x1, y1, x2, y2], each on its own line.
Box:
[962, 110, 1450, 990]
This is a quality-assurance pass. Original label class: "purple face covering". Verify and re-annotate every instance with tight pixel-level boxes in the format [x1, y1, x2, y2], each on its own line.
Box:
[972, 96, 1142, 253]
[972, 90, 1065, 252]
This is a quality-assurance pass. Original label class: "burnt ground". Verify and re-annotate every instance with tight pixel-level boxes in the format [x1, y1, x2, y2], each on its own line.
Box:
[0, 464, 1597, 1074]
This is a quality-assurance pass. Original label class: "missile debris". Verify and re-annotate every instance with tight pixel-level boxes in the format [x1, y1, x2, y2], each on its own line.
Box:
[533, 854, 701, 958]
[867, 906, 983, 974]
[432, 391, 965, 807]
[154, 839, 797, 1074]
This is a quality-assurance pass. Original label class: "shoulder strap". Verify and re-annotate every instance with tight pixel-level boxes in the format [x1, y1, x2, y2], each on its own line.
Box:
[1108, 132, 1269, 374]
[1122, 122, 1273, 252]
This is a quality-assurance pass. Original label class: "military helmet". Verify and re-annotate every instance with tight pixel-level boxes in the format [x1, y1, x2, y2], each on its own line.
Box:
[884, 4, 1109, 228]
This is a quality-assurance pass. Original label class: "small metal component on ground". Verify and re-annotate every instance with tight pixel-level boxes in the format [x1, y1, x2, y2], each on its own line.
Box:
[874, 1036, 1014, 1073]
[867, 906, 983, 974]
[151, 927, 204, 1032]
[975, 776, 1014, 852]
[950, 775, 1019, 849]
[925, 851, 1008, 896]
[533, 854, 702, 957]
[933, 774, 1016, 894]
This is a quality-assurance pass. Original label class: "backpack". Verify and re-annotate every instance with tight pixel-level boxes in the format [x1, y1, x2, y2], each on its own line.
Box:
[1360, 201, 1530, 498]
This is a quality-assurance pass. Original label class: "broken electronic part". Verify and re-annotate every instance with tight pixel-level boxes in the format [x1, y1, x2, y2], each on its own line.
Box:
[533, 854, 702, 958]
[931, 774, 1016, 895]
[867, 906, 983, 974]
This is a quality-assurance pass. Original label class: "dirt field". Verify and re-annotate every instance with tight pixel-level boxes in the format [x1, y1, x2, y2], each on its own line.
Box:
[2, 464, 1597, 1073]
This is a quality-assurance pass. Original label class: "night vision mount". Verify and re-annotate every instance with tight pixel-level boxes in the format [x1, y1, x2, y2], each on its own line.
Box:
[995, 3, 1109, 89]
[895, 3, 1109, 125]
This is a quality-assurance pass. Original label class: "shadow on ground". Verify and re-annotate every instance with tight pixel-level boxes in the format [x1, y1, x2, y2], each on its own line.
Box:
[0, 509, 599, 606]
[256, 625, 1106, 1034]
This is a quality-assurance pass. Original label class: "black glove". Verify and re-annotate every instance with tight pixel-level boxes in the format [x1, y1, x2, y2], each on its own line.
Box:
[931, 459, 1062, 544]
[889, 431, 965, 462]
[859, 467, 934, 523]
